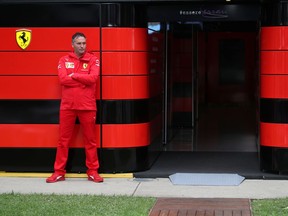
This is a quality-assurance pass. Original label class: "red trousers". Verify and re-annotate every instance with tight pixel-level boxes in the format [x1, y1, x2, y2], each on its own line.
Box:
[54, 110, 99, 175]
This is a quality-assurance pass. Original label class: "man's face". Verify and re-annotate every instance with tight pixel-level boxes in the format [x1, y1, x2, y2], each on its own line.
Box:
[72, 36, 86, 57]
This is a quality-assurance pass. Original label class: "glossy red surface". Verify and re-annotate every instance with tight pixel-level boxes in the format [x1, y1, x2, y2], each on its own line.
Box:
[261, 51, 288, 75]
[0, 76, 101, 99]
[102, 28, 148, 51]
[261, 27, 288, 50]
[102, 123, 150, 148]
[261, 75, 288, 99]
[0, 52, 64, 75]
[260, 122, 288, 147]
[0, 76, 61, 99]
[102, 52, 149, 75]
[0, 124, 100, 148]
[1, 27, 100, 51]
[102, 75, 149, 99]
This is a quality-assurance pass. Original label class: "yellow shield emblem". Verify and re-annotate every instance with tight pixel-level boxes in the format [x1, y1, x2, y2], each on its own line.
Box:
[16, 29, 32, 50]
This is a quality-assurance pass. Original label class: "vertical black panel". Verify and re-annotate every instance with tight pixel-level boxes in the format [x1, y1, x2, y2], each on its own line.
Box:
[101, 3, 147, 27]
[100, 147, 150, 173]
[261, 146, 288, 173]
[261, 1, 288, 26]
[260, 99, 288, 123]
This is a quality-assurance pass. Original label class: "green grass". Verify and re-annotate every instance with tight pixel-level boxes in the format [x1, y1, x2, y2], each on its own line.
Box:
[252, 198, 288, 216]
[0, 193, 156, 216]
[1, 193, 288, 216]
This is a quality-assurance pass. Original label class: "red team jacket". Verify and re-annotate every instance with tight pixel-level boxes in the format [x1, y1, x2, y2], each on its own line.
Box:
[58, 52, 100, 111]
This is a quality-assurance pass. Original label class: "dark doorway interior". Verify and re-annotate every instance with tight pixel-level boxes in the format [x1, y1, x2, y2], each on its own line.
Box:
[163, 21, 259, 153]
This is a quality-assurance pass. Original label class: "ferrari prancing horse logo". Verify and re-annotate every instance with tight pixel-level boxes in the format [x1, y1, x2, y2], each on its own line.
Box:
[16, 29, 32, 50]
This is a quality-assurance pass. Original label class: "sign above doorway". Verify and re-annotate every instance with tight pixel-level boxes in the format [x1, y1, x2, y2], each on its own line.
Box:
[148, 4, 261, 22]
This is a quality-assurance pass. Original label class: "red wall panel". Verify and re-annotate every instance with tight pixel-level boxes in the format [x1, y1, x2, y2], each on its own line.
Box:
[0, 76, 61, 99]
[102, 123, 150, 148]
[260, 122, 288, 148]
[261, 27, 288, 50]
[0, 76, 100, 99]
[0, 124, 100, 148]
[0, 52, 63, 75]
[261, 75, 288, 99]
[261, 51, 288, 75]
[102, 52, 149, 75]
[0, 52, 100, 75]
[102, 28, 148, 51]
[1, 27, 100, 51]
[102, 76, 149, 99]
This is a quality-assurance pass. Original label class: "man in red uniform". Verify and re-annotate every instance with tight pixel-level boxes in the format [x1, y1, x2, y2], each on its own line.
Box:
[46, 32, 103, 183]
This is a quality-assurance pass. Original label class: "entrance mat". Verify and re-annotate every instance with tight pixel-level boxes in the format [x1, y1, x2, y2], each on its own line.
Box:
[169, 173, 245, 186]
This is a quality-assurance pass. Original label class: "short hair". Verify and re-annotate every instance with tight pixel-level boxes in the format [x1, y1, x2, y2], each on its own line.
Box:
[72, 32, 86, 43]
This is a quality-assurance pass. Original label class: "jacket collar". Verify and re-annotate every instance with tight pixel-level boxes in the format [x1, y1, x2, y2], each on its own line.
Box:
[68, 52, 91, 61]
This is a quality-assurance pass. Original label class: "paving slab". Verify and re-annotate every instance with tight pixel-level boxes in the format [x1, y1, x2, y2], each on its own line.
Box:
[0, 177, 288, 199]
[0, 177, 138, 196]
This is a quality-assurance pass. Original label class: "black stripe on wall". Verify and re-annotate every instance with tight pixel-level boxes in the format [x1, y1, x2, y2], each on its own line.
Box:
[0, 3, 147, 27]
[0, 100, 60, 124]
[0, 146, 150, 173]
[261, 2, 288, 26]
[101, 99, 149, 124]
[0, 3, 100, 27]
[0, 98, 162, 124]
[101, 3, 147, 27]
[260, 98, 288, 123]
[260, 145, 288, 173]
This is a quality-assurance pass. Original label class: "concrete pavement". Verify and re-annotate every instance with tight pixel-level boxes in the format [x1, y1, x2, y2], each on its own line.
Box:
[0, 174, 288, 199]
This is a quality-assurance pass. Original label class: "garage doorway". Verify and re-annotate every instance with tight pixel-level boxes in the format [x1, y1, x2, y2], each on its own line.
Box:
[162, 21, 259, 153]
